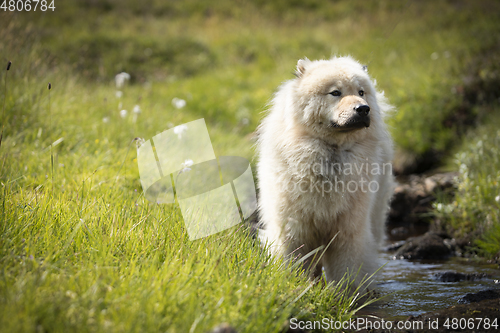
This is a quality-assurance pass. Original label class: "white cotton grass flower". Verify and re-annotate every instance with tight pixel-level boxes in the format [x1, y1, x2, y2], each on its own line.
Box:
[120, 110, 128, 118]
[173, 124, 188, 139]
[133, 105, 141, 123]
[495, 195, 500, 203]
[116, 90, 123, 98]
[178, 159, 193, 175]
[179, 167, 191, 175]
[172, 97, 186, 109]
[102, 117, 110, 123]
[459, 163, 468, 174]
[182, 159, 194, 168]
[434, 202, 454, 214]
[115, 72, 131, 88]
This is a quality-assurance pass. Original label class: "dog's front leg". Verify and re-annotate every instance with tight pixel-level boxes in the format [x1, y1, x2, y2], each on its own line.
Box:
[321, 209, 380, 290]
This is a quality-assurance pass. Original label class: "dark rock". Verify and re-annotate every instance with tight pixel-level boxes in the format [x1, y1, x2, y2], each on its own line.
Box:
[427, 172, 457, 191]
[390, 226, 410, 237]
[384, 240, 406, 252]
[387, 181, 433, 228]
[460, 288, 500, 303]
[387, 172, 457, 237]
[392, 149, 443, 175]
[449, 235, 477, 256]
[393, 231, 454, 260]
[435, 271, 490, 282]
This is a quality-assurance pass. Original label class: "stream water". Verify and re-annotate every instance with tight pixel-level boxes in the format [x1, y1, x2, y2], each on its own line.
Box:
[369, 251, 500, 320]
[360, 232, 500, 321]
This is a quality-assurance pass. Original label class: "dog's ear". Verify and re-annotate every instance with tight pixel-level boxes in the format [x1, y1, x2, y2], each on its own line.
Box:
[295, 58, 311, 78]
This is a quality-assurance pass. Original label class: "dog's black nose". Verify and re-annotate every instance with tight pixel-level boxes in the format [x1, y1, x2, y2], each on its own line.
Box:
[355, 105, 370, 116]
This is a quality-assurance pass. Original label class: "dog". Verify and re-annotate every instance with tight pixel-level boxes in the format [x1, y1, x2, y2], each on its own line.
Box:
[256, 56, 394, 287]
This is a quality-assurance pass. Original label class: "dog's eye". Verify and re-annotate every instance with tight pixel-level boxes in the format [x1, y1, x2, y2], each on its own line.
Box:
[330, 90, 341, 97]
[359, 90, 364, 96]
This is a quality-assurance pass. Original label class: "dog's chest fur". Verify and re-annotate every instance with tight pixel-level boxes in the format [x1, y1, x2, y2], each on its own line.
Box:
[275, 136, 378, 239]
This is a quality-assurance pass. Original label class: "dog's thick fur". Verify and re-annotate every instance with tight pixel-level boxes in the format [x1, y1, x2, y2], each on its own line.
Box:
[256, 56, 394, 286]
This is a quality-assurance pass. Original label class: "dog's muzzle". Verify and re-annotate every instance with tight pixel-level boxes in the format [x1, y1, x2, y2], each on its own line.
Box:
[330, 104, 370, 131]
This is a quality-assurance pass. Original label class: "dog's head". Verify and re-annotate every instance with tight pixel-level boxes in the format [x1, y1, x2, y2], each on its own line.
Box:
[291, 56, 382, 142]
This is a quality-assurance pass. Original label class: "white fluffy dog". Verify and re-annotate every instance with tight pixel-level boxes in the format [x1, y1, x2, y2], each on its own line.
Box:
[256, 56, 394, 286]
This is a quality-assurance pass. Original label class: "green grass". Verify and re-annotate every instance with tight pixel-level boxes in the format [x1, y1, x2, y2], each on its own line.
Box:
[3, 0, 500, 171]
[2, 0, 500, 331]
[434, 109, 500, 258]
[0, 181, 372, 332]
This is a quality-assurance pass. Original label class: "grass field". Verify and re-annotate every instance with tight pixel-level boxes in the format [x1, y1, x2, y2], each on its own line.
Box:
[435, 109, 500, 258]
[1, 0, 500, 332]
